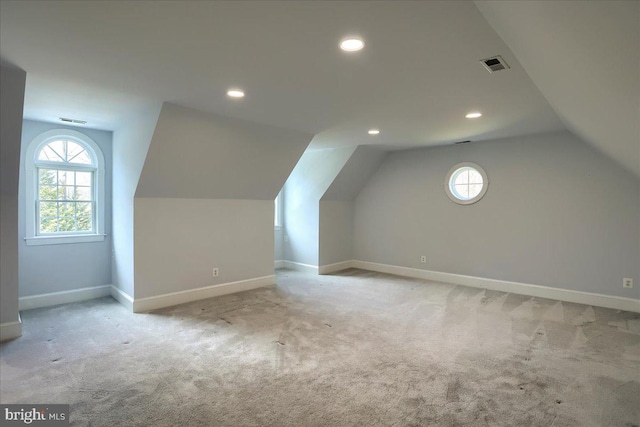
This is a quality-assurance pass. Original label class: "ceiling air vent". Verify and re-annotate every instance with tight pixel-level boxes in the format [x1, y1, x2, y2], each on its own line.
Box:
[60, 117, 87, 124]
[480, 55, 510, 73]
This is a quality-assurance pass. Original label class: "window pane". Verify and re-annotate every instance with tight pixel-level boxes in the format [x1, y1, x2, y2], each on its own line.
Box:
[58, 217, 76, 232]
[39, 169, 57, 185]
[454, 184, 469, 199]
[40, 217, 58, 233]
[76, 186, 91, 201]
[468, 184, 483, 199]
[468, 169, 483, 184]
[454, 169, 469, 186]
[77, 202, 92, 216]
[39, 202, 57, 217]
[52, 141, 66, 159]
[69, 150, 91, 165]
[76, 171, 92, 186]
[59, 202, 75, 217]
[38, 144, 65, 162]
[66, 141, 92, 164]
[57, 170, 75, 185]
[61, 186, 75, 200]
[39, 185, 57, 200]
[77, 216, 92, 231]
[37, 141, 93, 164]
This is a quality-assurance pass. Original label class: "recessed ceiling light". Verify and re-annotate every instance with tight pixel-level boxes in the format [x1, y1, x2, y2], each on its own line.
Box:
[227, 89, 245, 98]
[368, 129, 380, 135]
[340, 38, 365, 52]
[465, 112, 482, 119]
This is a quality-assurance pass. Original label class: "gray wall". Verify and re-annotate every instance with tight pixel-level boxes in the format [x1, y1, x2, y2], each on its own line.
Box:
[0, 63, 25, 324]
[18, 120, 113, 297]
[112, 104, 162, 297]
[134, 199, 273, 298]
[319, 147, 386, 266]
[354, 131, 639, 299]
[275, 228, 284, 260]
[319, 201, 354, 266]
[134, 103, 312, 299]
[283, 147, 356, 266]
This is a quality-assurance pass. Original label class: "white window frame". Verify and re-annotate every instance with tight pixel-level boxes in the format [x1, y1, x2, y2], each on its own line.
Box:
[444, 162, 489, 205]
[25, 129, 106, 246]
[274, 191, 283, 230]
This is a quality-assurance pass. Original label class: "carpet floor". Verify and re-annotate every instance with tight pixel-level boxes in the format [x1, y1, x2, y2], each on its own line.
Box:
[1, 268, 639, 426]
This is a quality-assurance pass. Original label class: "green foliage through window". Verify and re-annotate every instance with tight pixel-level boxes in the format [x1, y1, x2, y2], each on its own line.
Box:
[37, 167, 94, 234]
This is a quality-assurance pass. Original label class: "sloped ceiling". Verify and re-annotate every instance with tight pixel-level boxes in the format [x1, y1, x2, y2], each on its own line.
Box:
[322, 147, 387, 201]
[1, 1, 563, 150]
[286, 147, 358, 205]
[135, 103, 313, 199]
[476, 0, 640, 177]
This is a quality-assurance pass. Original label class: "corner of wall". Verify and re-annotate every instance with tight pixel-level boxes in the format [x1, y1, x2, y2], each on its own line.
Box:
[0, 314, 22, 342]
[0, 62, 26, 327]
[111, 103, 162, 299]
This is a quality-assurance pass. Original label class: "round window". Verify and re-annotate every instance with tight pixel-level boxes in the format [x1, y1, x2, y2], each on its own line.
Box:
[444, 162, 488, 205]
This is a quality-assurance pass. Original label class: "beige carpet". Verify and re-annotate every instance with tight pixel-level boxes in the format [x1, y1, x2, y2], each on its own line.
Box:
[1, 268, 639, 426]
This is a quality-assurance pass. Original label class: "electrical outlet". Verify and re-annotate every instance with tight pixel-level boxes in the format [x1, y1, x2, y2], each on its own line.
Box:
[623, 278, 633, 288]
[420, 256, 426, 264]
[212, 268, 219, 277]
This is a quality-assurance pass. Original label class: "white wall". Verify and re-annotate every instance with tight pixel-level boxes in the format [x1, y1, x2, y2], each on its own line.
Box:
[283, 147, 356, 266]
[354, 131, 639, 299]
[134, 103, 312, 300]
[0, 63, 25, 327]
[18, 120, 112, 297]
[112, 104, 162, 297]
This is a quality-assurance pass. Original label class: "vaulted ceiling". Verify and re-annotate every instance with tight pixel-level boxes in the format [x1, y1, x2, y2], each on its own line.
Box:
[1, 1, 637, 175]
[476, 0, 639, 177]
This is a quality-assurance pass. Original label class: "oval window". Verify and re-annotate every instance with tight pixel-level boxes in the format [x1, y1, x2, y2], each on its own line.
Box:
[445, 162, 488, 205]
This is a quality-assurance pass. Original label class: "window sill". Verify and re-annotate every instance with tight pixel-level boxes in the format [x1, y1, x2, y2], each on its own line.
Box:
[25, 234, 106, 246]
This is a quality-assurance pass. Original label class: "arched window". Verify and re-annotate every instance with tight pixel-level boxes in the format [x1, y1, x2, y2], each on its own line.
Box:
[25, 129, 105, 245]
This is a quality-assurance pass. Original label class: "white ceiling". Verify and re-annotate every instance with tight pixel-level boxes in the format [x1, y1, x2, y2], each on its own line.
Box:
[476, 0, 640, 177]
[0, 1, 581, 152]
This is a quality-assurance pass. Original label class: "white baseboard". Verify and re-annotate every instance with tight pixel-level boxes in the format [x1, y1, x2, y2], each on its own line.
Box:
[274, 260, 286, 269]
[352, 261, 640, 313]
[276, 260, 319, 274]
[131, 275, 276, 313]
[319, 260, 355, 275]
[110, 286, 134, 312]
[19, 285, 112, 311]
[0, 314, 22, 342]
